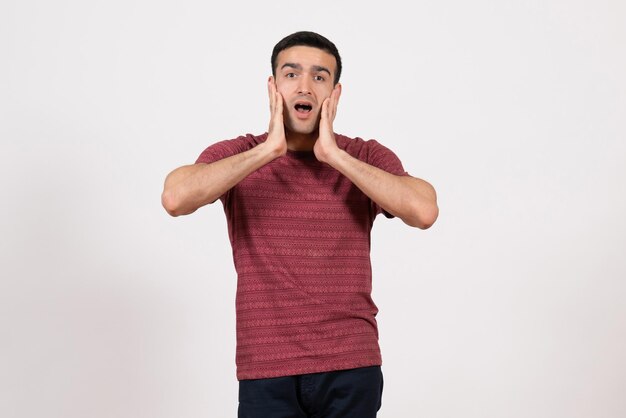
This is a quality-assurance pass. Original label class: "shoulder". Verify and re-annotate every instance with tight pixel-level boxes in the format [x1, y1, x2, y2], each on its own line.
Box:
[196, 132, 268, 164]
[205, 132, 268, 154]
[335, 133, 399, 160]
[336, 133, 408, 176]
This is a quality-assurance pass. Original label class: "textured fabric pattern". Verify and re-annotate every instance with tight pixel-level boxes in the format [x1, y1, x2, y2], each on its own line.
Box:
[196, 133, 408, 380]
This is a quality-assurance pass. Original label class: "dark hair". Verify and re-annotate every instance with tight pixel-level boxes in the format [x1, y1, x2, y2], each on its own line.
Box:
[271, 31, 342, 85]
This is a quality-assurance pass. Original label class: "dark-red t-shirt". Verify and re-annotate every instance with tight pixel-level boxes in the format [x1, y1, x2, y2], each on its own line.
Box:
[196, 132, 408, 380]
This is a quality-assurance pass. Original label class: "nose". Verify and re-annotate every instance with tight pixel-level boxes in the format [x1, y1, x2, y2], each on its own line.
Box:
[297, 77, 312, 95]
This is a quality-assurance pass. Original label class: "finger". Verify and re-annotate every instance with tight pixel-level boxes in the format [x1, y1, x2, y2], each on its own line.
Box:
[329, 87, 339, 121]
[331, 84, 342, 120]
[268, 77, 276, 114]
[320, 97, 329, 121]
[327, 94, 335, 122]
[326, 95, 335, 123]
[321, 98, 334, 133]
[275, 91, 283, 120]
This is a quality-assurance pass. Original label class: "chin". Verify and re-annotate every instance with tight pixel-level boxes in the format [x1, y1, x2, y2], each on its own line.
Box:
[285, 117, 320, 136]
[288, 125, 316, 136]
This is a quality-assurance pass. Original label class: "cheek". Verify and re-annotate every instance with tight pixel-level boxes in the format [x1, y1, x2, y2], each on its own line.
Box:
[316, 86, 333, 100]
[274, 80, 290, 96]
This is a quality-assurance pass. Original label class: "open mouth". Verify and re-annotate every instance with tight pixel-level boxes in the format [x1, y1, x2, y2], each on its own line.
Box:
[294, 103, 313, 113]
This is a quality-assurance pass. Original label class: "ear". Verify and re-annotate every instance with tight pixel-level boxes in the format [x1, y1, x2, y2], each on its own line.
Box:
[334, 83, 342, 101]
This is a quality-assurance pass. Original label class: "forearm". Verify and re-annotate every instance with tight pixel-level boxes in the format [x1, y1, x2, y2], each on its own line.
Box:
[327, 150, 438, 229]
[161, 142, 281, 216]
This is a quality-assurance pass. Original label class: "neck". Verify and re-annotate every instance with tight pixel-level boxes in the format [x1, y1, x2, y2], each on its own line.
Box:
[285, 129, 318, 152]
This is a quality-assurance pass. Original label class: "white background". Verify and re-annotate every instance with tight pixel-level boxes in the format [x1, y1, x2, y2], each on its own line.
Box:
[2, 1, 625, 417]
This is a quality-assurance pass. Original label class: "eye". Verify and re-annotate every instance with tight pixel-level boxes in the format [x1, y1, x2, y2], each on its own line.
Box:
[286, 73, 297, 78]
[314, 75, 325, 82]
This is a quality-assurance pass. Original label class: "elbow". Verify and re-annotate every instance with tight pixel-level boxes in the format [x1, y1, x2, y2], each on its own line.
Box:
[404, 201, 439, 230]
[399, 177, 438, 229]
[417, 204, 439, 229]
[162, 189, 203, 217]
[161, 190, 186, 217]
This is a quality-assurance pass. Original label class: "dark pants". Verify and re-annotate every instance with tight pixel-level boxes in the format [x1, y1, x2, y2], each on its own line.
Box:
[238, 366, 384, 418]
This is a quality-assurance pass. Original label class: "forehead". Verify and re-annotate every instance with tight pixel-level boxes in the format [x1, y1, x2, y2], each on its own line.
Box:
[276, 46, 337, 72]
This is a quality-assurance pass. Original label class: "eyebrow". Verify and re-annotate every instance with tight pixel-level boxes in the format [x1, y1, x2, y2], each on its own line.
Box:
[281, 63, 332, 76]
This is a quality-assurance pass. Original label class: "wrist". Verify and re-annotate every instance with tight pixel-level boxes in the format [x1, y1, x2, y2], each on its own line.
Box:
[321, 146, 345, 167]
[258, 138, 286, 159]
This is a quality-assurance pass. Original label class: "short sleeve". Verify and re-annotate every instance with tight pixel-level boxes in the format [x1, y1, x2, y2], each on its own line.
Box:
[195, 133, 263, 165]
[194, 133, 265, 203]
[365, 140, 410, 218]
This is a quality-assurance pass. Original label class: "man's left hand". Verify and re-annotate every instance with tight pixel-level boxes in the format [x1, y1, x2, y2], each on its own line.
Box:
[313, 84, 342, 164]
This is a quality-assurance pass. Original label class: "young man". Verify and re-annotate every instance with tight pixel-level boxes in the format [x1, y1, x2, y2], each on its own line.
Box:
[162, 31, 438, 418]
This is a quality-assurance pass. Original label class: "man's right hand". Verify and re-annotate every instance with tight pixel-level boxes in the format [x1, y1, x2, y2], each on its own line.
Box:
[161, 78, 288, 217]
[265, 77, 287, 157]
